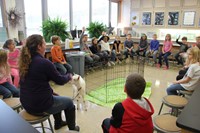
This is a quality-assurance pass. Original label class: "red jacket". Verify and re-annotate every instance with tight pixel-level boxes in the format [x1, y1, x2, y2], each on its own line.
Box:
[110, 98, 154, 133]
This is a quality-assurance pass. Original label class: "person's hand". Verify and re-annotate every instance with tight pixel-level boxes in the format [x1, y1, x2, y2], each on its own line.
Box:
[82, 27, 86, 32]
[90, 53, 93, 56]
[173, 81, 178, 84]
[102, 31, 106, 35]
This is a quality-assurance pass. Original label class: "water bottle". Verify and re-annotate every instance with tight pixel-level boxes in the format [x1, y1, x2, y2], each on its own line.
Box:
[65, 39, 69, 49]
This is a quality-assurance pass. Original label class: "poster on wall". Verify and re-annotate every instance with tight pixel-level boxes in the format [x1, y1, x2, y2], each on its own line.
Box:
[155, 12, 164, 26]
[183, 11, 195, 26]
[142, 12, 151, 25]
[168, 12, 179, 25]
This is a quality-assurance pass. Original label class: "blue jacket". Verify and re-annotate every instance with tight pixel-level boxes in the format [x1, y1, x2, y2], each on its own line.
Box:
[150, 40, 159, 51]
[20, 53, 71, 113]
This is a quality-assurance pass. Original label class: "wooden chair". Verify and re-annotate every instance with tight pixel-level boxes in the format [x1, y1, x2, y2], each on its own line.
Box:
[158, 95, 188, 116]
[3, 97, 22, 113]
[153, 114, 181, 133]
[19, 109, 54, 133]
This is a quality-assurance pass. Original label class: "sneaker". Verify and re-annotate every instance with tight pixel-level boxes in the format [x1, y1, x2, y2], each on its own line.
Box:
[110, 61, 115, 66]
[163, 66, 169, 70]
[156, 64, 160, 68]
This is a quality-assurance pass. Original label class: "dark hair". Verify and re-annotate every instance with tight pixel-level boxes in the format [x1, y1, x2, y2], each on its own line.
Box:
[3, 39, 14, 49]
[182, 37, 187, 41]
[125, 73, 146, 99]
[127, 34, 131, 36]
[19, 34, 44, 78]
[51, 35, 60, 44]
[83, 34, 88, 37]
[92, 37, 97, 45]
[141, 34, 147, 40]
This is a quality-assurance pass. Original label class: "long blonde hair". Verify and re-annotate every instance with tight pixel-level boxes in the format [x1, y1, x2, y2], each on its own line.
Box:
[19, 34, 43, 78]
[0, 50, 10, 76]
[185, 47, 200, 66]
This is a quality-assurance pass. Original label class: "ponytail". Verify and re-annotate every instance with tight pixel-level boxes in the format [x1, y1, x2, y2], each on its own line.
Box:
[19, 46, 31, 78]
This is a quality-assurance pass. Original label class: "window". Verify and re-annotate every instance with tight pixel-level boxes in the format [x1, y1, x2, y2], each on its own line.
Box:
[24, 0, 42, 36]
[72, 0, 89, 29]
[48, 0, 70, 29]
[92, 0, 109, 26]
[0, 3, 3, 27]
[111, 2, 118, 28]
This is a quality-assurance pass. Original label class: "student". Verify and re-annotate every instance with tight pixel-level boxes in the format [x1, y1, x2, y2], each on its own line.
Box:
[99, 35, 116, 66]
[196, 36, 200, 49]
[175, 36, 189, 66]
[136, 34, 148, 57]
[145, 34, 159, 65]
[51, 35, 73, 75]
[0, 50, 19, 99]
[123, 34, 135, 59]
[167, 47, 200, 95]
[157, 34, 173, 70]
[113, 36, 122, 63]
[90, 37, 107, 63]
[3, 39, 20, 88]
[79, 27, 100, 64]
[19, 34, 79, 131]
[102, 73, 154, 133]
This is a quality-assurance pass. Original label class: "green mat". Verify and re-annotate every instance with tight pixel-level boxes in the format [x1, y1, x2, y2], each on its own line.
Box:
[86, 78, 152, 107]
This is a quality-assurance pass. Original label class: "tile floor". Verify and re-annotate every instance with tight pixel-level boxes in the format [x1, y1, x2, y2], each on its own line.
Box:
[38, 63, 179, 133]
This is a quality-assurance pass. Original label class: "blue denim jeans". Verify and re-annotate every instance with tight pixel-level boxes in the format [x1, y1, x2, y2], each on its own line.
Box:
[0, 82, 20, 99]
[54, 62, 73, 75]
[158, 52, 171, 67]
[166, 84, 186, 95]
[102, 118, 111, 133]
[45, 95, 74, 114]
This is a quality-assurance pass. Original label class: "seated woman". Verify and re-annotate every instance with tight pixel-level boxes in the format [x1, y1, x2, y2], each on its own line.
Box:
[98, 34, 116, 66]
[166, 47, 200, 95]
[19, 34, 79, 131]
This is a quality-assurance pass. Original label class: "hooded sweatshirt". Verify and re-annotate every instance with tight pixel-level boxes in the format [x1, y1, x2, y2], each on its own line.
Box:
[109, 97, 154, 133]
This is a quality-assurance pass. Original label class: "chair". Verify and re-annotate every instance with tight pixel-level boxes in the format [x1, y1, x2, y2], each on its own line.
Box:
[153, 114, 181, 133]
[3, 97, 22, 113]
[19, 109, 54, 133]
[158, 95, 188, 116]
[178, 90, 193, 98]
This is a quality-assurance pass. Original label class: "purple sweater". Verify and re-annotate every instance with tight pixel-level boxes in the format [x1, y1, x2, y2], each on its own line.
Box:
[20, 53, 71, 113]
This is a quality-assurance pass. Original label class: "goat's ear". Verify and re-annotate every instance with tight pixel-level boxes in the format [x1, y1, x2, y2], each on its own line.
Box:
[77, 76, 80, 80]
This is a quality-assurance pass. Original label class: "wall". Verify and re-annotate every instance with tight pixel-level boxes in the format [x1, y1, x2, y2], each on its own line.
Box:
[121, 0, 200, 41]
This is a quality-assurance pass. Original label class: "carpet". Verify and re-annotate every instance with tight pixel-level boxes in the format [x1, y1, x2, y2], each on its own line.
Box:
[86, 78, 152, 107]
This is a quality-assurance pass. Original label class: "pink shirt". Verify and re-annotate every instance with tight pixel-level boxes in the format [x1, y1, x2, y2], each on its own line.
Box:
[7, 49, 20, 68]
[0, 66, 12, 84]
[163, 41, 173, 52]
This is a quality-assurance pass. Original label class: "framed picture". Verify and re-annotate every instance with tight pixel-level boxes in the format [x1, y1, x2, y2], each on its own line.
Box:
[142, 12, 151, 25]
[183, 11, 195, 26]
[131, 12, 140, 26]
[168, 12, 179, 25]
[155, 12, 164, 26]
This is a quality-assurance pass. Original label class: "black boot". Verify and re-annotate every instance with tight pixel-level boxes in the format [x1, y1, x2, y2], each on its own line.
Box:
[53, 112, 67, 130]
[64, 105, 80, 131]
